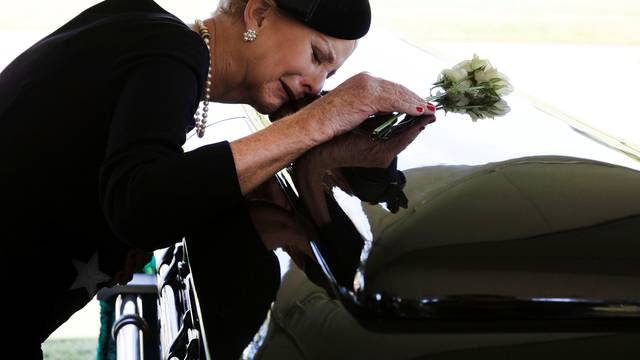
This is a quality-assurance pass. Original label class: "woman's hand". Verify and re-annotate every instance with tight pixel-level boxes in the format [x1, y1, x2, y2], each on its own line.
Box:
[307, 113, 435, 170]
[292, 113, 435, 225]
[301, 72, 434, 139]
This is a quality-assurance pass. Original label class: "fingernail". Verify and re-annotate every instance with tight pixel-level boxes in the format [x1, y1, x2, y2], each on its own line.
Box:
[427, 103, 436, 112]
[416, 106, 424, 113]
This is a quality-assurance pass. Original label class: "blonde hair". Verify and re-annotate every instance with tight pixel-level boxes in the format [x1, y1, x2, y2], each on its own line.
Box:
[216, 0, 278, 17]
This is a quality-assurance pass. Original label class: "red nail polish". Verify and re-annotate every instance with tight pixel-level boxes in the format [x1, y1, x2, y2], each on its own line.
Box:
[416, 106, 424, 113]
[427, 104, 436, 112]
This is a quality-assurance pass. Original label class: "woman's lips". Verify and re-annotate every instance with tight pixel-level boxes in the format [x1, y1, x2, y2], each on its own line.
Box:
[279, 80, 296, 103]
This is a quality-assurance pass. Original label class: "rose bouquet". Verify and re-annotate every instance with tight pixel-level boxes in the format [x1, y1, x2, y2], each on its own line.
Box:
[372, 54, 514, 139]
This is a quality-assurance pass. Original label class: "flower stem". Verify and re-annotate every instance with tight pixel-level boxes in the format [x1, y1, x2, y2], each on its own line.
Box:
[371, 113, 401, 139]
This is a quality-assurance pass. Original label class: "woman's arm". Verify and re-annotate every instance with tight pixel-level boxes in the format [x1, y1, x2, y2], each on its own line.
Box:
[231, 72, 433, 195]
[100, 54, 247, 251]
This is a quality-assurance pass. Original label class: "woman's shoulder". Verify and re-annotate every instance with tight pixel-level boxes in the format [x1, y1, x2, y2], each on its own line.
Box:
[50, 0, 185, 35]
[110, 19, 209, 78]
[53, 1, 209, 75]
[53, 0, 203, 54]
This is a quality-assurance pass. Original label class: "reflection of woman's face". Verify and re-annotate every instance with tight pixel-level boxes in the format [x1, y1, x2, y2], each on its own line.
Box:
[243, 10, 356, 114]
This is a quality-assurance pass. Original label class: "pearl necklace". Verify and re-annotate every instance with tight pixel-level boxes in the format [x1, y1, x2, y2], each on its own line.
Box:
[195, 19, 212, 138]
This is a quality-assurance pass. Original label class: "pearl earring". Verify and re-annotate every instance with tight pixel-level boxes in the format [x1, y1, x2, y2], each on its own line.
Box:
[243, 29, 257, 42]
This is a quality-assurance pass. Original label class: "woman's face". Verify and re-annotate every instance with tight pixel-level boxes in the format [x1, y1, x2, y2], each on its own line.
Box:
[242, 8, 357, 114]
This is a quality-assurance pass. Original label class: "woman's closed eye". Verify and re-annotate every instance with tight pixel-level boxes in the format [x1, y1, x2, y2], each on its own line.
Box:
[311, 46, 322, 64]
[311, 46, 337, 79]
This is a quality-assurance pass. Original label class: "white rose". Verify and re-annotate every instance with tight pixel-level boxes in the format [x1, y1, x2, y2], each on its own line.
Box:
[474, 67, 498, 84]
[443, 68, 468, 83]
[453, 60, 472, 72]
[433, 54, 513, 121]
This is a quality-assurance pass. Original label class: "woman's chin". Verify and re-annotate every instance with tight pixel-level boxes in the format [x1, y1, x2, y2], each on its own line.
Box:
[249, 91, 285, 115]
[251, 95, 286, 115]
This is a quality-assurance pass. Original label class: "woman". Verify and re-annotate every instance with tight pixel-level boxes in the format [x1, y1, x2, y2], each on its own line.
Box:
[0, 0, 433, 358]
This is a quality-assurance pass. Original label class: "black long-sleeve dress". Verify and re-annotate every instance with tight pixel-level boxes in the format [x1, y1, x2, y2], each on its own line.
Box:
[0, 0, 279, 357]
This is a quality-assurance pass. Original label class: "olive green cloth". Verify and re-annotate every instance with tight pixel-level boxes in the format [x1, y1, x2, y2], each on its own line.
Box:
[364, 156, 640, 299]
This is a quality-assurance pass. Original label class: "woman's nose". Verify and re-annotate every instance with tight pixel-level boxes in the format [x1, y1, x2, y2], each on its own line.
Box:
[302, 71, 327, 96]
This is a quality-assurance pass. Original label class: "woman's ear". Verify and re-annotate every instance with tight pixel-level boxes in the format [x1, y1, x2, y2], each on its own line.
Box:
[243, 0, 272, 30]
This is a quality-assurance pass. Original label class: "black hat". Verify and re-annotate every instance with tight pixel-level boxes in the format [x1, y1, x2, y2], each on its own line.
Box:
[276, 0, 371, 40]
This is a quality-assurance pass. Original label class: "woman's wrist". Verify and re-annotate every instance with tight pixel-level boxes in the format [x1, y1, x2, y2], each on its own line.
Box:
[286, 107, 333, 148]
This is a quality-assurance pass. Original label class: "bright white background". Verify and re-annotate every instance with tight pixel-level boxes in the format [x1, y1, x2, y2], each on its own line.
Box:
[1, 0, 638, 356]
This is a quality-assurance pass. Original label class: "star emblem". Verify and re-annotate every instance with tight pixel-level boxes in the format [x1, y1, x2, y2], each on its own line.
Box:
[69, 252, 111, 298]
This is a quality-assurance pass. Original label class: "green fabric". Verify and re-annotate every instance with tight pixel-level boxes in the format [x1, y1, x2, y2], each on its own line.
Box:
[97, 297, 117, 360]
[367, 215, 640, 299]
[143, 256, 157, 275]
[364, 156, 640, 277]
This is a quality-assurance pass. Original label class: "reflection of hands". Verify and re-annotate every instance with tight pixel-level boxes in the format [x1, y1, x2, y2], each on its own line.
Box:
[377, 180, 408, 213]
[246, 178, 314, 268]
[341, 158, 408, 213]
